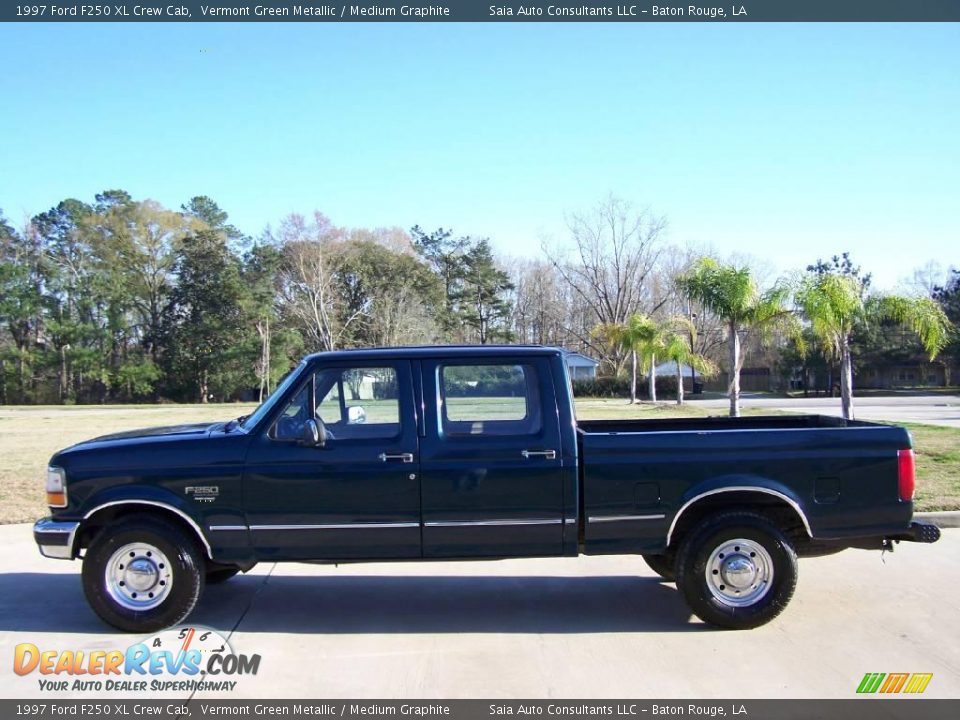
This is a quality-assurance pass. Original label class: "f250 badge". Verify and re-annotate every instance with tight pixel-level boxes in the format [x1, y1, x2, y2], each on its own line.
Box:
[184, 486, 219, 503]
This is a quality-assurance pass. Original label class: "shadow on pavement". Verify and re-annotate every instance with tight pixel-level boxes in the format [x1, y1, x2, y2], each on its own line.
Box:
[0, 571, 701, 634]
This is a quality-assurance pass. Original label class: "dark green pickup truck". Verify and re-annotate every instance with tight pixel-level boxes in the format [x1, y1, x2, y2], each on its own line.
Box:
[33, 345, 940, 632]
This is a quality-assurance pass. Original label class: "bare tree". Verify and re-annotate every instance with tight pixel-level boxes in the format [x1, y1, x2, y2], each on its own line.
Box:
[543, 196, 667, 369]
[273, 212, 361, 352]
[900, 260, 953, 299]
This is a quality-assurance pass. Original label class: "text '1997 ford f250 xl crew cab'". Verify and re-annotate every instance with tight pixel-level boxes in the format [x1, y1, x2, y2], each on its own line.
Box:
[33, 346, 941, 631]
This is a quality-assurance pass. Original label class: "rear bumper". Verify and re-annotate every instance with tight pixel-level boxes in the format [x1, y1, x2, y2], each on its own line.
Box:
[887, 520, 942, 544]
[840, 520, 941, 552]
[33, 517, 80, 559]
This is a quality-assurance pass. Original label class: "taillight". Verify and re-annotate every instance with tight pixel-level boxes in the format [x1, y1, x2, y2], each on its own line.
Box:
[898, 449, 915, 502]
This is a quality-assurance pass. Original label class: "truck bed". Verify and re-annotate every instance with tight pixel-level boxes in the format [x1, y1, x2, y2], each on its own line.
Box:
[576, 414, 913, 555]
[578, 414, 877, 435]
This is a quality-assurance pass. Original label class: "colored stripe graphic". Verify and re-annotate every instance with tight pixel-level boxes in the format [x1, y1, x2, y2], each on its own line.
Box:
[857, 672, 932, 694]
[904, 673, 933, 694]
[857, 673, 885, 693]
[880, 673, 909, 693]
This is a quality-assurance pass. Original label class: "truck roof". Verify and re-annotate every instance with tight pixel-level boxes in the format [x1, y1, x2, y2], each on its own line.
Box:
[303, 344, 566, 362]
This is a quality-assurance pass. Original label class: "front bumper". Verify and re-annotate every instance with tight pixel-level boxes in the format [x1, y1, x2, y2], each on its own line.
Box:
[33, 517, 80, 559]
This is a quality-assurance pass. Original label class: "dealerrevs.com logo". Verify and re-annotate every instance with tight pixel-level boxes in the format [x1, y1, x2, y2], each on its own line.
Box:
[14, 626, 260, 693]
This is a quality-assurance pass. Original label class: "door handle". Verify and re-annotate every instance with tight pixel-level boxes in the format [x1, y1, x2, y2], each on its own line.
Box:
[521, 449, 557, 460]
[379, 452, 415, 463]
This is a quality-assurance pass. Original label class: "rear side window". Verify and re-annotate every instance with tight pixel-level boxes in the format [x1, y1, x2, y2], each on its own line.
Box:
[440, 364, 542, 436]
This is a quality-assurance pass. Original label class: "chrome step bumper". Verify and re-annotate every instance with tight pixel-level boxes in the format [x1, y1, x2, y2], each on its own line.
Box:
[33, 517, 80, 559]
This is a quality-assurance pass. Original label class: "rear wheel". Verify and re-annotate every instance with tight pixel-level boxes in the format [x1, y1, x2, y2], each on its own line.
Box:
[676, 510, 797, 630]
[82, 514, 205, 632]
[642, 553, 676, 582]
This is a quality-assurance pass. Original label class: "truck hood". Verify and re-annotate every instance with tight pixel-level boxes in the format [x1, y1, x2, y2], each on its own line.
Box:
[79, 422, 221, 445]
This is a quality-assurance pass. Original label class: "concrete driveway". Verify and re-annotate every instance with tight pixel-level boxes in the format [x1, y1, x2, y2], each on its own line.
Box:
[691, 393, 960, 428]
[0, 523, 957, 700]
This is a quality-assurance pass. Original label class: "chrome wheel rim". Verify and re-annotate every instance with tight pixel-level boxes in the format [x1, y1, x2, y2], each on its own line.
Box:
[105, 542, 173, 611]
[705, 538, 774, 607]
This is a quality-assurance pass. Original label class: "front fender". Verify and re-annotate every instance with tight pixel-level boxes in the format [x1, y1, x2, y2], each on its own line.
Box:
[79, 486, 214, 559]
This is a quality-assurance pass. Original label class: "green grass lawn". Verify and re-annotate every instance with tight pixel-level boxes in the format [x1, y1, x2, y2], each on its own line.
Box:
[0, 399, 956, 524]
[901, 423, 960, 512]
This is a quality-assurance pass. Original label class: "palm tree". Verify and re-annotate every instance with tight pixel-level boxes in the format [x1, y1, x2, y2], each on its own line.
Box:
[677, 258, 796, 417]
[593, 315, 652, 403]
[630, 315, 664, 402]
[794, 273, 952, 420]
[662, 330, 719, 405]
[631, 315, 697, 403]
[595, 314, 711, 403]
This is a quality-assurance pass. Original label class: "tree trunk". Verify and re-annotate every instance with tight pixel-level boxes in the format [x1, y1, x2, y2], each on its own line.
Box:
[649, 354, 657, 402]
[629, 350, 637, 404]
[840, 336, 854, 420]
[200, 369, 209, 404]
[676, 360, 684, 405]
[728, 321, 741, 417]
[16, 349, 25, 403]
[257, 318, 271, 402]
[59, 345, 68, 404]
[264, 317, 271, 397]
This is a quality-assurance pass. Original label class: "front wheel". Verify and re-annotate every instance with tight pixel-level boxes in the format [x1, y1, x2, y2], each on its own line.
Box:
[676, 511, 797, 630]
[82, 514, 205, 632]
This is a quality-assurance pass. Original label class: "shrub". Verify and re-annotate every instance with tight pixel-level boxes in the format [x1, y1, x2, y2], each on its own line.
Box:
[572, 375, 678, 399]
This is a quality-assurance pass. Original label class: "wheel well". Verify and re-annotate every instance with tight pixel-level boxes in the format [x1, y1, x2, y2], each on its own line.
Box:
[667, 491, 809, 550]
[77, 503, 211, 559]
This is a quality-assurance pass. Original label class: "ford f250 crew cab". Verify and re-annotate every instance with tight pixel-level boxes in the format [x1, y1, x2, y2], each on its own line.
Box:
[33, 345, 941, 632]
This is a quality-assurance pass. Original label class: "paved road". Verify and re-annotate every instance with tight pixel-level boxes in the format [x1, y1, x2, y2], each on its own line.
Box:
[1, 524, 957, 700]
[690, 394, 960, 428]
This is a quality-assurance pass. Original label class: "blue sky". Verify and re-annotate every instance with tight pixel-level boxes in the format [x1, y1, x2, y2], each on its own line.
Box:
[1, 22, 957, 289]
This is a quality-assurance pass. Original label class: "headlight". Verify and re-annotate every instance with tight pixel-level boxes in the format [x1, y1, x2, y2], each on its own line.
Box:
[46, 467, 67, 508]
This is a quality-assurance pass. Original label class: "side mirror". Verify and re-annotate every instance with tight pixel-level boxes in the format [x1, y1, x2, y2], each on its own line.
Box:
[299, 419, 326, 447]
[347, 406, 367, 425]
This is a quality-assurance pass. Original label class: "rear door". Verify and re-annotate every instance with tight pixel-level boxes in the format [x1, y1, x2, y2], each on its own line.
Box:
[419, 357, 565, 558]
[243, 359, 421, 560]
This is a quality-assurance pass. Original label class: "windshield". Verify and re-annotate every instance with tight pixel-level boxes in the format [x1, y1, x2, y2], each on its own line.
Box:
[239, 361, 308, 431]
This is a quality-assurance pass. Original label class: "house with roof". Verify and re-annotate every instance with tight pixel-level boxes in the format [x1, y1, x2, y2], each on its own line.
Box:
[565, 352, 600, 380]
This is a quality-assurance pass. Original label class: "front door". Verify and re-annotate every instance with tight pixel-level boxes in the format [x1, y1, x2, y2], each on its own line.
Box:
[419, 357, 565, 558]
[243, 360, 420, 560]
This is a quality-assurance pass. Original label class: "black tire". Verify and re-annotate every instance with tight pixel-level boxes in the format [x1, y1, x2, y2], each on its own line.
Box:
[82, 514, 205, 632]
[206, 567, 240, 585]
[642, 553, 676, 582]
[675, 510, 797, 630]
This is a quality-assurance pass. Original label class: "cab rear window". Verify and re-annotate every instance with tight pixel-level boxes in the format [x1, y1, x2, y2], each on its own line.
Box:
[440, 363, 542, 436]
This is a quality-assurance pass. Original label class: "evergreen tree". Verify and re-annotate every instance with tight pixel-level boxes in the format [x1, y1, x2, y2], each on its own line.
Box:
[455, 238, 514, 344]
[164, 230, 247, 402]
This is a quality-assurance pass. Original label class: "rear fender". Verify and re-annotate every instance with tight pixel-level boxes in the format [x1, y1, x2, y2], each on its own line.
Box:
[666, 475, 813, 547]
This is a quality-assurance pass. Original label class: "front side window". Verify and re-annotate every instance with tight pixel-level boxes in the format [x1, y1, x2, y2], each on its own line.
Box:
[440, 363, 542, 436]
[271, 366, 401, 441]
